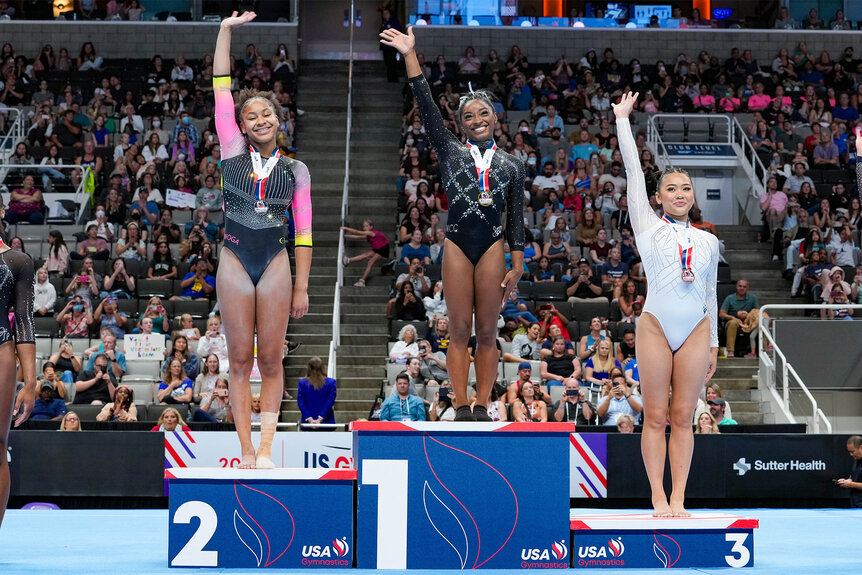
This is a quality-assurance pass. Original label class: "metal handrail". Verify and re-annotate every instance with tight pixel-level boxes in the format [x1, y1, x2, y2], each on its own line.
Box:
[327, 0, 355, 378]
[756, 303, 860, 434]
[729, 115, 768, 200]
[0, 108, 26, 180]
[645, 113, 731, 170]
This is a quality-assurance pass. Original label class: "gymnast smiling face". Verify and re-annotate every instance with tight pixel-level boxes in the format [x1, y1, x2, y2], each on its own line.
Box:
[656, 171, 695, 221]
[240, 99, 278, 148]
[459, 99, 497, 142]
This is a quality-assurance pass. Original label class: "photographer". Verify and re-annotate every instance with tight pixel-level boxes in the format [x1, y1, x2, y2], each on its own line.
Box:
[417, 339, 448, 388]
[57, 295, 93, 339]
[395, 257, 431, 297]
[100, 258, 136, 300]
[596, 368, 643, 426]
[73, 353, 117, 405]
[538, 303, 570, 341]
[185, 206, 219, 242]
[137, 296, 170, 334]
[392, 280, 426, 321]
[199, 376, 233, 423]
[428, 382, 456, 421]
[152, 207, 182, 244]
[836, 435, 862, 508]
[565, 257, 605, 302]
[553, 378, 595, 425]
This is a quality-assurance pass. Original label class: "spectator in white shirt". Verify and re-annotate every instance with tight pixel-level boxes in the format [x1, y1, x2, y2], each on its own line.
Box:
[171, 57, 194, 82]
[197, 316, 229, 371]
[531, 161, 566, 199]
[828, 225, 856, 267]
[34, 267, 57, 317]
[119, 105, 144, 135]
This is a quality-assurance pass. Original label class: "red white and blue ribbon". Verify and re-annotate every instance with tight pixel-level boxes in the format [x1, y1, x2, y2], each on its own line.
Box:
[662, 215, 695, 281]
[465, 139, 497, 192]
[249, 145, 280, 213]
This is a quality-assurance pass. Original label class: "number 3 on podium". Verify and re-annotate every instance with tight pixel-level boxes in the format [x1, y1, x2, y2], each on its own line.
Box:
[724, 532, 751, 568]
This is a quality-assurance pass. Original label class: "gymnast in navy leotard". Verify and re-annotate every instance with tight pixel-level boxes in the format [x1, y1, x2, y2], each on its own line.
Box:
[0, 202, 37, 528]
[382, 26, 525, 421]
[214, 11, 312, 469]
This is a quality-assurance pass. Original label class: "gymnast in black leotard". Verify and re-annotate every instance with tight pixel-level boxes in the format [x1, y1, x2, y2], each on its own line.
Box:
[214, 11, 312, 468]
[381, 27, 525, 421]
[0, 200, 37, 529]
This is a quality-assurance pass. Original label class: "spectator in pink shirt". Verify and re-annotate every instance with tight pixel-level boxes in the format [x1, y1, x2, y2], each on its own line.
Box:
[747, 83, 772, 111]
[693, 84, 716, 113]
[759, 176, 787, 238]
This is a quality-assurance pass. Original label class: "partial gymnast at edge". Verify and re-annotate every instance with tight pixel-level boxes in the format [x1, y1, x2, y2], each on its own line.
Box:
[614, 92, 719, 517]
[380, 26, 525, 421]
[213, 11, 312, 469]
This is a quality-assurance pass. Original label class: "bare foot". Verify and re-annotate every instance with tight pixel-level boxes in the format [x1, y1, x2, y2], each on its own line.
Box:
[652, 496, 673, 518]
[669, 500, 691, 517]
[255, 455, 275, 469]
[238, 452, 256, 469]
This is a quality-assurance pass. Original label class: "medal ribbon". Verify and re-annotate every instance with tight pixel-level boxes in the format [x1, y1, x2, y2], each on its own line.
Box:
[249, 145, 280, 205]
[662, 215, 694, 276]
[465, 139, 497, 192]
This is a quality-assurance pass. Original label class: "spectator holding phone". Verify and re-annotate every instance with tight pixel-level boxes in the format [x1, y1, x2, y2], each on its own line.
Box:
[57, 295, 92, 339]
[136, 296, 170, 334]
[197, 316, 228, 370]
[553, 378, 595, 425]
[428, 381, 457, 421]
[297, 357, 337, 427]
[64, 256, 100, 308]
[100, 258, 136, 300]
[199, 376, 233, 423]
[596, 368, 643, 425]
[73, 353, 117, 405]
[96, 385, 138, 422]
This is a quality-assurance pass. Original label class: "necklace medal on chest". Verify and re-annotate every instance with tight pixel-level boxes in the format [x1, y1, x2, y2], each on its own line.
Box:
[662, 215, 695, 283]
[249, 145, 280, 214]
[466, 139, 497, 206]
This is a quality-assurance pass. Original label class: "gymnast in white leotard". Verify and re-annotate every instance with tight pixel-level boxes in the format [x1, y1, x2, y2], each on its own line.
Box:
[614, 92, 719, 518]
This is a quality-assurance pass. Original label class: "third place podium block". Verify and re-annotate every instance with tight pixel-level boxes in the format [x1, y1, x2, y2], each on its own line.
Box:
[353, 421, 575, 570]
[571, 512, 759, 569]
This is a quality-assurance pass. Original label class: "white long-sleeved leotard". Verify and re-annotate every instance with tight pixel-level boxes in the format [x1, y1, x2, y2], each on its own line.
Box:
[617, 117, 719, 351]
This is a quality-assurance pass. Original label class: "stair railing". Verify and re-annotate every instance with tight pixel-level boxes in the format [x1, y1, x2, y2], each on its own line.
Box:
[328, 0, 355, 378]
[757, 304, 849, 434]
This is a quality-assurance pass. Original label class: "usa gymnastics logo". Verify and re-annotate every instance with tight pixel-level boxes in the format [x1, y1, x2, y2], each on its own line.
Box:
[300, 537, 351, 566]
[520, 541, 568, 568]
[576, 538, 626, 567]
[608, 537, 625, 557]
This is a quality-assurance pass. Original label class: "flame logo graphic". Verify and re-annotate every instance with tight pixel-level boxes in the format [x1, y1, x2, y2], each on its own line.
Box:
[332, 537, 349, 558]
[422, 434, 519, 569]
[233, 481, 295, 567]
[608, 537, 625, 557]
[551, 540, 568, 560]
[652, 531, 681, 568]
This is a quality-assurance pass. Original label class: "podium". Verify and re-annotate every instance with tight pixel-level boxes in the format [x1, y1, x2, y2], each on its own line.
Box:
[353, 421, 575, 570]
[166, 468, 355, 569]
[571, 512, 758, 569]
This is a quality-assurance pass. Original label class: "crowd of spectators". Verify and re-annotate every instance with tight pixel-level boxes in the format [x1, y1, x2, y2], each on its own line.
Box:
[368, 32, 862, 424]
[1, 39, 309, 426]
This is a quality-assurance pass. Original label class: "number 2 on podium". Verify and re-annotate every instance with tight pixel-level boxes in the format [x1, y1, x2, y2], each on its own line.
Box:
[362, 459, 409, 569]
[171, 501, 218, 567]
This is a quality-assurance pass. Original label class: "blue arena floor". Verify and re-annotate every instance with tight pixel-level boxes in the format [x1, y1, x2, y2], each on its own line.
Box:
[0, 507, 858, 574]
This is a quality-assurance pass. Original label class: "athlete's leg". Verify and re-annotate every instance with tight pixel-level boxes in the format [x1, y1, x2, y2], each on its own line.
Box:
[253, 250, 294, 468]
[217, 249, 258, 468]
[667, 316, 711, 517]
[441, 239, 475, 411]
[472, 240, 506, 411]
[635, 312, 674, 517]
[0, 342, 16, 528]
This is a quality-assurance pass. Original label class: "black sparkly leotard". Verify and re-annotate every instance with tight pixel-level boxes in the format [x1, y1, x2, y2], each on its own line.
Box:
[408, 74, 525, 265]
[214, 75, 312, 285]
[0, 247, 35, 346]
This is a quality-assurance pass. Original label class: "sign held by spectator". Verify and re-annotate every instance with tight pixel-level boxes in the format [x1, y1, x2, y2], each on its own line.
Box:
[124, 334, 165, 360]
[165, 188, 196, 209]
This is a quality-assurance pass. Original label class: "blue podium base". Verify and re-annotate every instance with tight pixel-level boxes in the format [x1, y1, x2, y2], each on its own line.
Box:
[570, 512, 758, 569]
[166, 468, 356, 569]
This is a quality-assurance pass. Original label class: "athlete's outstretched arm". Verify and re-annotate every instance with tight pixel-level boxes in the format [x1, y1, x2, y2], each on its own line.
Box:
[290, 159, 312, 319]
[380, 26, 455, 153]
[613, 92, 660, 236]
[213, 11, 256, 159]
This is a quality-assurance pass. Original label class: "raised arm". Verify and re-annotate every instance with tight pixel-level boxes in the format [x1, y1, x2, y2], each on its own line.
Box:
[213, 11, 256, 160]
[380, 26, 455, 153]
[613, 92, 660, 236]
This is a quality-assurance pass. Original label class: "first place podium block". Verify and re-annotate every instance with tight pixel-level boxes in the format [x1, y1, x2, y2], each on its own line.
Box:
[354, 421, 575, 570]
[166, 468, 356, 569]
[571, 513, 758, 569]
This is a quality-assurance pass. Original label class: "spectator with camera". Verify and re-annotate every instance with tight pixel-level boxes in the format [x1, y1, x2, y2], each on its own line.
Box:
[416, 339, 448, 388]
[395, 257, 431, 298]
[596, 368, 643, 426]
[48, 339, 82, 387]
[163, 334, 199, 380]
[198, 376, 233, 423]
[37, 362, 66, 400]
[185, 206, 220, 242]
[57, 295, 93, 339]
[428, 381, 457, 422]
[74, 353, 117, 405]
[100, 258, 136, 300]
[96, 385, 138, 422]
[553, 378, 595, 425]
[152, 208, 182, 244]
[379, 373, 426, 421]
[821, 287, 853, 319]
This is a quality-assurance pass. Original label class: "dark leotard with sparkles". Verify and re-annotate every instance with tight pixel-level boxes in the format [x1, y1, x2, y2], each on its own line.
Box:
[0, 248, 35, 345]
[408, 74, 525, 265]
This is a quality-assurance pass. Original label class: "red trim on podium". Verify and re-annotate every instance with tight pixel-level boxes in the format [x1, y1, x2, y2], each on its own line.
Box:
[350, 421, 576, 432]
[164, 468, 358, 481]
[570, 512, 759, 530]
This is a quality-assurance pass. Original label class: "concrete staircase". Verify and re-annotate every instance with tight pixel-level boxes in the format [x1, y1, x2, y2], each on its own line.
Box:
[710, 357, 761, 425]
[280, 61, 402, 424]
